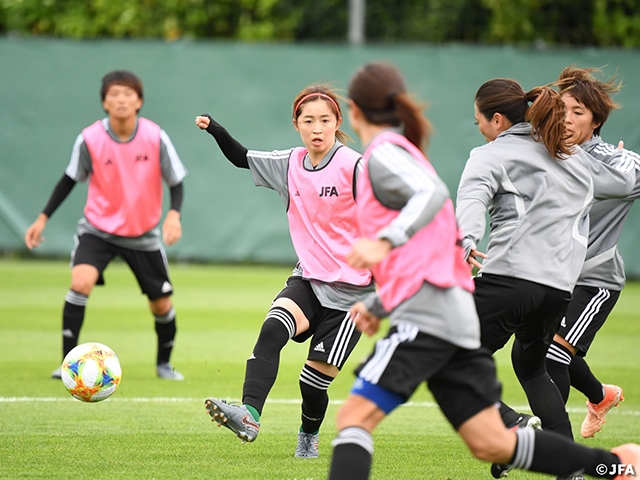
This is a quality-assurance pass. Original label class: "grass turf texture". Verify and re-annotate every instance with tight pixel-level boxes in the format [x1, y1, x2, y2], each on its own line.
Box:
[1, 259, 638, 479]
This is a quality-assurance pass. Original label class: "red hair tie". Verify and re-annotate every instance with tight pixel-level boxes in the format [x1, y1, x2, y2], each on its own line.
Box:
[294, 93, 341, 119]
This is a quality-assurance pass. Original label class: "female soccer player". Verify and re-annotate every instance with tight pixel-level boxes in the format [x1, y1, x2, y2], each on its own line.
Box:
[456, 78, 636, 480]
[195, 85, 374, 458]
[327, 61, 639, 480]
[24, 70, 187, 381]
[543, 66, 640, 438]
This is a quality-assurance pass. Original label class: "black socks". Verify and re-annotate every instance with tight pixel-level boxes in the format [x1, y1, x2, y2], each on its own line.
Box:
[299, 364, 333, 434]
[242, 306, 295, 413]
[62, 290, 88, 358]
[154, 307, 177, 365]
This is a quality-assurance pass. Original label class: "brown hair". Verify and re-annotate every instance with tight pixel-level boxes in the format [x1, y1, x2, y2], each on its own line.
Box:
[100, 70, 144, 102]
[556, 66, 621, 136]
[292, 85, 350, 144]
[475, 78, 571, 159]
[348, 62, 432, 151]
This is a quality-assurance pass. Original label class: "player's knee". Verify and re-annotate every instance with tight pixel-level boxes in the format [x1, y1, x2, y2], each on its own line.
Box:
[305, 360, 338, 378]
[149, 296, 172, 316]
[512, 341, 547, 381]
[70, 265, 98, 295]
[70, 278, 95, 296]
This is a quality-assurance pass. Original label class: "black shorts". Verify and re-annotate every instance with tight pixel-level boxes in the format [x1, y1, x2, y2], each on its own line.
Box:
[556, 285, 620, 356]
[355, 324, 502, 429]
[274, 276, 361, 369]
[71, 233, 173, 300]
[474, 273, 571, 353]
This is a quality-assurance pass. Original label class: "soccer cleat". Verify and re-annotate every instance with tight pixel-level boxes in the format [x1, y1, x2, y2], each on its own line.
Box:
[204, 397, 260, 443]
[611, 444, 640, 479]
[295, 432, 319, 458]
[509, 414, 542, 431]
[156, 363, 184, 381]
[491, 463, 511, 479]
[491, 415, 542, 478]
[581, 384, 624, 438]
[51, 367, 62, 379]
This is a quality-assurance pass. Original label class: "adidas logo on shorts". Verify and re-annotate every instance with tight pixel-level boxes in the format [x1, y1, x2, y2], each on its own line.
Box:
[313, 342, 325, 353]
[161, 281, 172, 293]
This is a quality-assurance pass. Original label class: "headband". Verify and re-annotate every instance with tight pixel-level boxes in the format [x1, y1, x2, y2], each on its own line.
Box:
[294, 93, 341, 119]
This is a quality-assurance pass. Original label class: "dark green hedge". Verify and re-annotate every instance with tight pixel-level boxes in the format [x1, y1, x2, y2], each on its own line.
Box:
[2, 0, 640, 46]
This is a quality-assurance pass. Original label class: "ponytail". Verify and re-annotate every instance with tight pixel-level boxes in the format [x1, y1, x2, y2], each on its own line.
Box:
[525, 86, 572, 159]
[476, 78, 572, 160]
[393, 92, 432, 151]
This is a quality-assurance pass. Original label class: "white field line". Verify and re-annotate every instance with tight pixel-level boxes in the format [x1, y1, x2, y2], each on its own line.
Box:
[0, 397, 638, 416]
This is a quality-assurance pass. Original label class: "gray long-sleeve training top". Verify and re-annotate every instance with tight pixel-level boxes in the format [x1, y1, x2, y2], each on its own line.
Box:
[456, 122, 634, 293]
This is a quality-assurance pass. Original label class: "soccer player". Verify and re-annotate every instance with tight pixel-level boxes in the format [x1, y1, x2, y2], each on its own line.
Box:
[195, 85, 374, 458]
[327, 61, 640, 480]
[457, 78, 635, 479]
[24, 70, 187, 381]
[543, 66, 640, 437]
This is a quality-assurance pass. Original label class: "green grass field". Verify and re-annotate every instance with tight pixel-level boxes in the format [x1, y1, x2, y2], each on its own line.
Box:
[1, 259, 638, 479]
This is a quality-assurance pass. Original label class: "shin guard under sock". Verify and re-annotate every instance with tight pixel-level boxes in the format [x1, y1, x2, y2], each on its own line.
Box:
[154, 307, 177, 365]
[62, 290, 87, 358]
[299, 364, 333, 434]
[242, 306, 295, 413]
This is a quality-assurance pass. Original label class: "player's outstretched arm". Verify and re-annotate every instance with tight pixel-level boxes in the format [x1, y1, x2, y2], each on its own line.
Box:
[194, 114, 249, 169]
